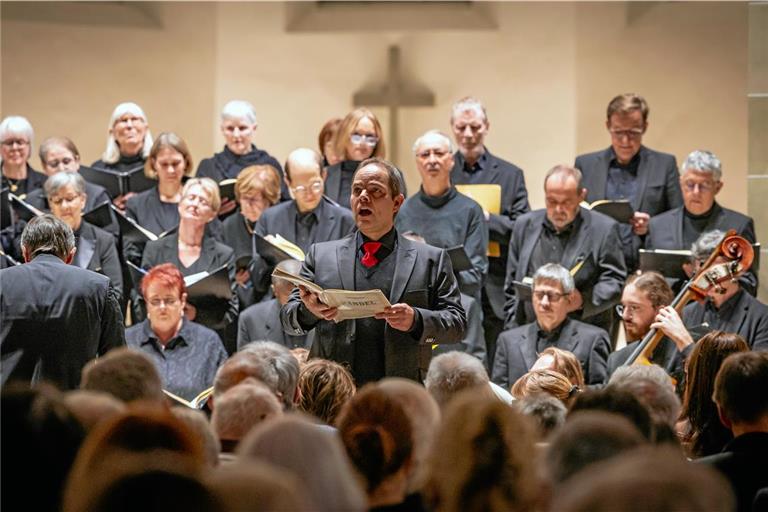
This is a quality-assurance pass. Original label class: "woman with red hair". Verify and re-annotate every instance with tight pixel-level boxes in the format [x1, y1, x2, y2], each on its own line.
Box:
[125, 263, 228, 401]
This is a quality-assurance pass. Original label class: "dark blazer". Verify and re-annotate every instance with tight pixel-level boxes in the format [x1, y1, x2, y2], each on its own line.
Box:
[237, 298, 312, 350]
[0, 254, 125, 390]
[491, 317, 610, 390]
[142, 234, 238, 330]
[221, 211, 254, 261]
[451, 149, 530, 318]
[75, 221, 123, 299]
[606, 337, 693, 382]
[575, 146, 682, 215]
[503, 208, 627, 328]
[281, 233, 466, 382]
[696, 432, 768, 512]
[645, 203, 758, 295]
[125, 186, 180, 237]
[432, 293, 487, 367]
[683, 290, 768, 351]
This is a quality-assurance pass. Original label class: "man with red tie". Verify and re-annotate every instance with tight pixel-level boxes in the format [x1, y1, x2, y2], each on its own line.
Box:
[281, 158, 466, 385]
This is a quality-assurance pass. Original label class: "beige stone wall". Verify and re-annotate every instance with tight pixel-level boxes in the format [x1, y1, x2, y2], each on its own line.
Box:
[2, 1, 748, 213]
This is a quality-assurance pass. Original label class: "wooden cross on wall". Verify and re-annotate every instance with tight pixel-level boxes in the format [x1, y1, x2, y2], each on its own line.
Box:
[353, 45, 435, 166]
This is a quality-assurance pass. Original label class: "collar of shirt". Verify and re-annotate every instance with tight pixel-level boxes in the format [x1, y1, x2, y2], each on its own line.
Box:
[684, 201, 721, 220]
[340, 159, 362, 173]
[609, 148, 641, 174]
[543, 210, 582, 236]
[455, 148, 488, 174]
[358, 227, 397, 260]
[536, 317, 568, 342]
[139, 318, 190, 352]
[417, 186, 457, 209]
[295, 199, 321, 226]
[705, 288, 744, 318]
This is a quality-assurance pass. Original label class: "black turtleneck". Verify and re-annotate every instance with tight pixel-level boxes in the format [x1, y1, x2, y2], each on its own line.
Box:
[92, 152, 145, 173]
[683, 203, 722, 249]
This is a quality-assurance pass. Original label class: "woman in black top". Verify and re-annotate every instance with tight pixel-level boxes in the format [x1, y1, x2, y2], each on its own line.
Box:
[324, 108, 386, 209]
[1, 115, 46, 197]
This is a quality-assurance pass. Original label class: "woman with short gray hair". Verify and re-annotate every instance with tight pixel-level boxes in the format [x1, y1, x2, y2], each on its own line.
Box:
[1, 115, 47, 196]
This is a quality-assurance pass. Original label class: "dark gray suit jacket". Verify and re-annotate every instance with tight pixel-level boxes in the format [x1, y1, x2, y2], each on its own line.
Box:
[645, 203, 758, 295]
[451, 149, 530, 318]
[503, 208, 627, 328]
[237, 298, 312, 350]
[0, 254, 125, 390]
[491, 317, 610, 390]
[683, 290, 768, 351]
[281, 233, 466, 382]
[432, 293, 487, 367]
[75, 221, 123, 299]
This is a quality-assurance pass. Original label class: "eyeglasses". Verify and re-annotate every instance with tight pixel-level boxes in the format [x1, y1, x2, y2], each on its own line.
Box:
[533, 290, 566, 303]
[350, 133, 379, 147]
[291, 180, 324, 195]
[147, 297, 180, 308]
[45, 157, 76, 169]
[609, 128, 644, 140]
[683, 180, 717, 193]
[2, 139, 29, 148]
[49, 195, 82, 206]
[615, 304, 643, 317]
[416, 149, 450, 160]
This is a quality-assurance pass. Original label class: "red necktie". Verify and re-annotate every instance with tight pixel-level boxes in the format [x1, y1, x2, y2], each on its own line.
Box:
[361, 241, 382, 268]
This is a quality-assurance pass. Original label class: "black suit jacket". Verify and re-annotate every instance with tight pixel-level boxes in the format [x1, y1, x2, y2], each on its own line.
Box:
[0, 254, 125, 389]
[281, 233, 466, 382]
[451, 149, 530, 318]
[606, 337, 693, 382]
[503, 208, 627, 328]
[432, 293, 487, 367]
[237, 298, 312, 350]
[683, 290, 768, 351]
[142, 234, 238, 330]
[491, 317, 610, 390]
[645, 203, 758, 295]
[75, 221, 123, 299]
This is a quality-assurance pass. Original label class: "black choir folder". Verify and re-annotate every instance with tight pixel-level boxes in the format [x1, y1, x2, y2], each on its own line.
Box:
[111, 204, 175, 243]
[446, 245, 473, 273]
[80, 165, 155, 198]
[512, 277, 534, 302]
[81, 201, 113, 229]
[8, 193, 44, 222]
[581, 199, 634, 224]
[638, 249, 691, 280]
[271, 267, 390, 322]
[218, 179, 237, 203]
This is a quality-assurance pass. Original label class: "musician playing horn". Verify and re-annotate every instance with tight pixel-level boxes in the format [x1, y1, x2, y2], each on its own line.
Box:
[606, 271, 694, 383]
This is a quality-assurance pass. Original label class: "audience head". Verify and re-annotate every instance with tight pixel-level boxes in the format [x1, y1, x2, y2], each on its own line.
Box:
[570, 387, 654, 441]
[425, 391, 539, 512]
[211, 380, 282, 448]
[144, 131, 194, 180]
[377, 378, 441, 493]
[80, 347, 164, 404]
[351, 158, 405, 239]
[220, 100, 258, 156]
[619, 271, 673, 341]
[516, 394, 568, 440]
[64, 390, 127, 432]
[413, 130, 455, 194]
[450, 96, 488, 156]
[532, 346, 585, 388]
[543, 165, 586, 231]
[531, 263, 576, 333]
[680, 331, 749, 456]
[545, 411, 646, 485]
[206, 461, 309, 511]
[39, 136, 80, 174]
[512, 369, 579, 407]
[285, 147, 326, 212]
[680, 149, 723, 215]
[335, 107, 385, 161]
[234, 164, 281, 222]
[318, 117, 342, 166]
[2, 383, 85, 512]
[272, 258, 303, 305]
[605, 93, 648, 165]
[170, 408, 221, 468]
[298, 358, 356, 425]
[214, 341, 299, 410]
[0, 115, 34, 170]
[20, 213, 75, 263]
[609, 365, 681, 432]
[179, 177, 221, 224]
[140, 263, 187, 341]
[239, 414, 366, 512]
[550, 446, 734, 512]
[44, 171, 87, 230]
[713, 351, 768, 433]
[103, 102, 152, 163]
[425, 351, 491, 409]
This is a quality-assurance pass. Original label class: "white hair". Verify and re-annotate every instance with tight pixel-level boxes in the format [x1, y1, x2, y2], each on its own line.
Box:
[450, 96, 488, 123]
[681, 149, 722, 181]
[221, 100, 258, 126]
[0, 115, 34, 151]
[412, 129, 455, 154]
[101, 102, 153, 164]
[533, 263, 575, 294]
[425, 351, 489, 408]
